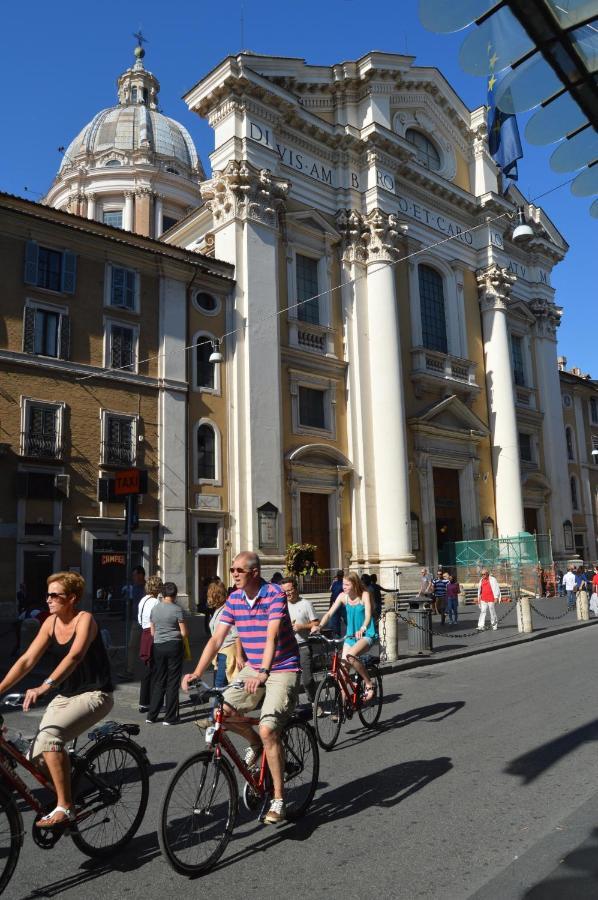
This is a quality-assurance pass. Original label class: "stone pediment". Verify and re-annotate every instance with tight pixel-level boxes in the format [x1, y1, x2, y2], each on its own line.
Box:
[285, 210, 341, 241]
[409, 395, 489, 437]
[508, 300, 537, 326]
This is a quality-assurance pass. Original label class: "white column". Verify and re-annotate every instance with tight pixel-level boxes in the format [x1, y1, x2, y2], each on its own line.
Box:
[86, 193, 96, 220]
[154, 195, 163, 238]
[124, 191, 134, 232]
[202, 162, 288, 562]
[364, 210, 413, 564]
[530, 299, 574, 557]
[477, 265, 525, 537]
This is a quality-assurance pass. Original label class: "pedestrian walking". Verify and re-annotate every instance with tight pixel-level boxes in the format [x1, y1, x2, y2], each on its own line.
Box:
[446, 573, 460, 625]
[369, 574, 384, 622]
[327, 570, 346, 637]
[590, 566, 598, 618]
[562, 565, 577, 610]
[146, 582, 188, 726]
[477, 569, 500, 630]
[137, 575, 161, 714]
[281, 576, 319, 703]
[195, 580, 238, 727]
[121, 566, 146, 680]
[432, 571, 448, 625]
[419, 568, 433, 599]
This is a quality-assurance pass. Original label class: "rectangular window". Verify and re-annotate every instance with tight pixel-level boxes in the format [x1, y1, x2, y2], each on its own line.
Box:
[511, 335, 526, 387]
[23, 403, 61, 459]
[33, 308, 60, 357]
[24, 241, 77, 294]
[110, 266, 137, 310]
[37, 247, 62, 292]
[103, 210, 123, 229]
[590, 397, 598, 425]
[162, 215, 178, 232]
[197, 522, 218, 549]
[519, 432, 533, 462]
[592, 435, 598, 463]
[299, 386, 326, 429]
[104, 415, 135, 466]
[296, 254, 320, 325]
[109, 323, 135, 370]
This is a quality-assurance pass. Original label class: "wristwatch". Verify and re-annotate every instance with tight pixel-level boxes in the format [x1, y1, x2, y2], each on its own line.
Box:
[258, 668, 270, 678]
[44, 679, 56, 687]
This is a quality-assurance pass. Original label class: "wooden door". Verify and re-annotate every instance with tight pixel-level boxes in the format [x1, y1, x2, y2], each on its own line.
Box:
[524, 507, 539, 534]
[300, 492, 331, 570]
[433, 468, 462, 563]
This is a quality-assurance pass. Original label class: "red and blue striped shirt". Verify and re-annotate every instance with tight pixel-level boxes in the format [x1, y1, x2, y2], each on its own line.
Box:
[219, 580, 300, 672]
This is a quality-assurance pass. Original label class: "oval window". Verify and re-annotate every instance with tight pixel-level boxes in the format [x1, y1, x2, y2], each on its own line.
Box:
[405, 129, 442, 172]
[195, 292, 219, 314]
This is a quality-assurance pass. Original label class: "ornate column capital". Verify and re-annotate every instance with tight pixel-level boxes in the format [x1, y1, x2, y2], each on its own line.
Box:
[201, 159, 289, 228]
[476, 263, 516, 313]
[529, 297, 562, 338]
[336, 207, 408, 265]
[135, 186, 152, 198]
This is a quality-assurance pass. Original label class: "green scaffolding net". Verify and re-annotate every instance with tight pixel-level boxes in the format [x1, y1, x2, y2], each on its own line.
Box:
[449, 533, 554, 598]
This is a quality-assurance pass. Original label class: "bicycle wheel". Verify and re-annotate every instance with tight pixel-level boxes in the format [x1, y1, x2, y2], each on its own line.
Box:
[282, 720, 319, 821]
[71, 737, 149, 858]
[357, 663, 383, 729]
[313, 676, 343, 751]
[0, 781, 23, 895]
[159, 752, 238, 876]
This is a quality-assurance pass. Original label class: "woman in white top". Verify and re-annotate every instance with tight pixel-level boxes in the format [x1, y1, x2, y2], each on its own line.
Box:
[137, 575, 161, 713]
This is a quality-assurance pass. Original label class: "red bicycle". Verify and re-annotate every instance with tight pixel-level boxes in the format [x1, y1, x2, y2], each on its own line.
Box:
[309, 634, 383, 751]
[0, 694, 150, 895]
[158, 681, 319, 876]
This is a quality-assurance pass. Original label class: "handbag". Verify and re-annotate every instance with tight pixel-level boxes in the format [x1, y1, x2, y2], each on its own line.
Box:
[183, 634, 192, 662]
[139, 627, 153, 664]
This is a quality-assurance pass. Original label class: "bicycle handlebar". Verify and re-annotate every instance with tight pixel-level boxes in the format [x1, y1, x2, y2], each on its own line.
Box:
[308, 633, 346, 646]
[0, 694, 24, 709]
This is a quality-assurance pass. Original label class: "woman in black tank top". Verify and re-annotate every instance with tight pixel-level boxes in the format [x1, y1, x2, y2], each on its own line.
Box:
[0, 571, 114, 829]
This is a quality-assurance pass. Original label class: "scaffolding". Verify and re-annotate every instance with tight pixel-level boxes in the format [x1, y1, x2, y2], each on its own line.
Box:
[451, 533, 554, 598]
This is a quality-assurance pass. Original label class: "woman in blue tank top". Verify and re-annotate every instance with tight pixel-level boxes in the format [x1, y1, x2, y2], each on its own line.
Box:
[315, 571, 377, 701]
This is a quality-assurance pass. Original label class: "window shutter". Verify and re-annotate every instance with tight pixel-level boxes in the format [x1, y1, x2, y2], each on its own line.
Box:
[22, 306, 36, 353]
[59, 314, 71, 360]
[61, 251, 77, 294]
[24, 240, 39, 285]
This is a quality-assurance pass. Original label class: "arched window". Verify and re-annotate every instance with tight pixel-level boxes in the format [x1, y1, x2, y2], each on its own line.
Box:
[406, 129, 441, 172]
[131, 87, 138, 103]
[565, 426, 574, 461]
[197, 424, 216, 481]
[196, 339, 214, 390]
[570, 476, 579, 510]
[418, 265, 448, 354]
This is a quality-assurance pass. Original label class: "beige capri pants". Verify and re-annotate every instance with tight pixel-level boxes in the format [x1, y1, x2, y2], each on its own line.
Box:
[30, 691, 114, 759]
[223, 666, 300, 732]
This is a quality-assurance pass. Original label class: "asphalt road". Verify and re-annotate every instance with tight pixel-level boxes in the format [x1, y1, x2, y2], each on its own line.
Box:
[4, 627, 598, 900]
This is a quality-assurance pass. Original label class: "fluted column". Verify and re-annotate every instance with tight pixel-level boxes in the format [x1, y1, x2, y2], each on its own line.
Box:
[154, 194, 163, 238]
[477, 264, 525, 536]
[339, 208, 413, 564]
[123, 191, 135, 231]
[530, 298, 573, 557]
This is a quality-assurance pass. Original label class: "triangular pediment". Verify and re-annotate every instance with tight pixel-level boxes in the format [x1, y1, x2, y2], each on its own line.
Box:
[285, 210, 341, 241]
[409, 395, 489, 436]
[508, 300, 537, 326]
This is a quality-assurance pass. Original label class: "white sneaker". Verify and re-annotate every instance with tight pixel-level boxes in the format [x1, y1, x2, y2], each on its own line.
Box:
[492, 624, 498, 630]
[263, 798, 286, 825]
[244, 745, 261, 768]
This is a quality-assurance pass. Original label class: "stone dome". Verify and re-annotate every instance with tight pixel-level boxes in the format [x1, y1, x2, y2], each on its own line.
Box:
[45, 45, 204, 238]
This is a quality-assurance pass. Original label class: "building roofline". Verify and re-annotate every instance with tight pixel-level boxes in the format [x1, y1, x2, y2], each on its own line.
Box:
[0, 191, 234, 281]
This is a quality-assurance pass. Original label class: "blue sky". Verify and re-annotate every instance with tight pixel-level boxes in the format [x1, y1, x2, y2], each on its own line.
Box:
[1, 0, 594, 373]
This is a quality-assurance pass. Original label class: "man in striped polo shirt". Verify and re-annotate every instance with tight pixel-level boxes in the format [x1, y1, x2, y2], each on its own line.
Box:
[182, 551, 300, 825]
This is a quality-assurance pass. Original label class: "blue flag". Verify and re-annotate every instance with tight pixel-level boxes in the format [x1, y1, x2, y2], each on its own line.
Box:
[487, 49, 523, 181]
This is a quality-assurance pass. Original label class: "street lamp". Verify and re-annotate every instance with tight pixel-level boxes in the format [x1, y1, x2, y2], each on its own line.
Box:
[208, 339, 223, 364]
[512, 207, 534, 241]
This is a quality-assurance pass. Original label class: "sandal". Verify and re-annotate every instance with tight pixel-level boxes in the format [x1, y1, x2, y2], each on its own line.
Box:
[35, 805, 75, 829]
[362, 685, 375, 703]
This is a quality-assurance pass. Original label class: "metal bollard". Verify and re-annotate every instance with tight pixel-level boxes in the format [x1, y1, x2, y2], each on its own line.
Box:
[517, 596, 533, 634]
[384, 609, 399, 662]
[577, 590, 589, 621]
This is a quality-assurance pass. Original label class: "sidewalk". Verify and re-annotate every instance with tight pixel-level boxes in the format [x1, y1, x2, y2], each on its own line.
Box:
[379, 596, 598, 674]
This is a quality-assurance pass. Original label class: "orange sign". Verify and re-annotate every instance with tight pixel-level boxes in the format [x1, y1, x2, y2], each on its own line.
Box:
[101, 553, 126, 566]
[114, 469, 141, 496]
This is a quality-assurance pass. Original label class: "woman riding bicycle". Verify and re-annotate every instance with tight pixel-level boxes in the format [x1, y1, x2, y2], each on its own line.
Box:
[0, 571, 113, 829]
[313, 571, 377, 701]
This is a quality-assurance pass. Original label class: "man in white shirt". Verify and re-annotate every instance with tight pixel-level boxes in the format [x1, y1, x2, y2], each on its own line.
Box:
[562, 565, 578, 610]
[281, 576, 319, 702]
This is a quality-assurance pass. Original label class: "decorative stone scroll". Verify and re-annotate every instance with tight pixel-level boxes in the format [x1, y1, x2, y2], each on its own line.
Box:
[336, 207, 408, 265]
[529, 298, 562, 338]
[476, 263, 516, 313]
[201, 159, 289, 228]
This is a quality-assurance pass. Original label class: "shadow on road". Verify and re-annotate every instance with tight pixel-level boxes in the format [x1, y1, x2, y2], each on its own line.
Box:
[22, 830, 161, 898]
[505, 718, 598, 784]
[332, 700, 466, 751]
[212, 755, 453, 872]
[523, 826, 598, 899]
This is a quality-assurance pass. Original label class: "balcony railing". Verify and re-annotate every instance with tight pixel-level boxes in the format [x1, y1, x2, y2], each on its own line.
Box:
[103, 441, 134, 466]
[410, 347, 478, 393]
[289, 319, 335, 356]
[21, 432, 62, 459]
[515, 385, 537, 409]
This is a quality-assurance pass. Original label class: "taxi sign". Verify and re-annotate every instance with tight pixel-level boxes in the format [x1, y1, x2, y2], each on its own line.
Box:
[114, 469, 141, 496]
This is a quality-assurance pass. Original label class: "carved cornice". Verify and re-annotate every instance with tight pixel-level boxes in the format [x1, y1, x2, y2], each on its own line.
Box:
[336, 207, 408, 264]
[529, 297, 562, 338]
[476, 263, 516, 313]
[201, 159, 289, 228]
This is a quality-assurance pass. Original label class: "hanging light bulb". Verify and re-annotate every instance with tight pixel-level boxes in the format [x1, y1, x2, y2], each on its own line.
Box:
[209, 338, 223, 364]
[512, 207, 534, 241]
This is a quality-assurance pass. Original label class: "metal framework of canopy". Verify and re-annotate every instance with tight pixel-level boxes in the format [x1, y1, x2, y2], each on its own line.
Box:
[419, 0, 598, 216]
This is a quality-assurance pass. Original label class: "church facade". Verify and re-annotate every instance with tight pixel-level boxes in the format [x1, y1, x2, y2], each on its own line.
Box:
[164, 51, 584, 580]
